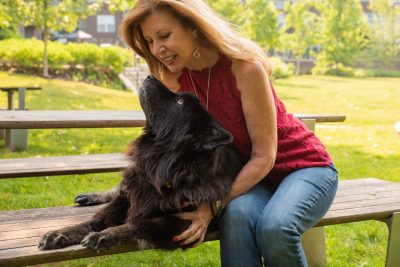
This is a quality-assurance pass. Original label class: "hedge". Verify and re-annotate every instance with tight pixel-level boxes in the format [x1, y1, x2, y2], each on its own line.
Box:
[0, 38, 131, 89]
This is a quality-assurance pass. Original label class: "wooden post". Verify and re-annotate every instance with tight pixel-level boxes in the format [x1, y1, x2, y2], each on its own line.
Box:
[385, 212, 400, 267]
[302, 118, 316, 132]
[5, 129, 28, 151]
[5, 88, 28, 151]
[7, 91, 14, 110]
[300, 118, 327, 266]
[302, 227, 327, 267]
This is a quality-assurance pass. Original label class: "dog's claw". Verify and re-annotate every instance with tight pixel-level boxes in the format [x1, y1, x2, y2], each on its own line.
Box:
[75, 194, 95, 206]
[38, 231, 69, 250]
[81, 232, 115, 251]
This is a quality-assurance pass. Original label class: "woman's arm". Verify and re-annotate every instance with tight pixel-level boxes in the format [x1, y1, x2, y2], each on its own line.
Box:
[173, 59, 277, 246]
[223, 58, 277, 206]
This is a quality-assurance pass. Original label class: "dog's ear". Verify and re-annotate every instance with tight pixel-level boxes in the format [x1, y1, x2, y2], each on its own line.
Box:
[200, 124, 233, 150]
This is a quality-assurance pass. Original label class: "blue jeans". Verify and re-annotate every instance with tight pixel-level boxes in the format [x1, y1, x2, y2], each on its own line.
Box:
[219, 164, 338, 267]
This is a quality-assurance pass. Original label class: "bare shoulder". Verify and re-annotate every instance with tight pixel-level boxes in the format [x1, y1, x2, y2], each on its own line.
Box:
[230, 58, 269, 93]
[231, 58, 264, 76]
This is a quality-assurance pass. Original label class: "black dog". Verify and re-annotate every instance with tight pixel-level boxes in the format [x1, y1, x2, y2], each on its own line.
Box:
[38, 76, 245, 251]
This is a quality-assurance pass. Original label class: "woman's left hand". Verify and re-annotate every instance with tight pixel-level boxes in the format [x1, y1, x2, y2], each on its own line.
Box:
[173, 203, 214, 247]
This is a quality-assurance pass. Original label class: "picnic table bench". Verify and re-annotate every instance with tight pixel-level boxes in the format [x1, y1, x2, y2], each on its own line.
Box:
[0, 178, 399, 267]
[3, 111, 398, 266]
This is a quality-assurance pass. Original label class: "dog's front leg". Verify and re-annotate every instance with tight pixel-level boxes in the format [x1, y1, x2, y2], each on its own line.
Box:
[38, 221, 94, 250]
[81, 223, 137, 251]
[39, 195, 129, 250]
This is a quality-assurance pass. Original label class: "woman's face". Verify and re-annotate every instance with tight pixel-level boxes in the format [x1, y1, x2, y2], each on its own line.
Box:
[140, 9, 195, 73]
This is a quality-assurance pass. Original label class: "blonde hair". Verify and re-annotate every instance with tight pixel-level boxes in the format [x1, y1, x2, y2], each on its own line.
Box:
[120, 0, 271, 80]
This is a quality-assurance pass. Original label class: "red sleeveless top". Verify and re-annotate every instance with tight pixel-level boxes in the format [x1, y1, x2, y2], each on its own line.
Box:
[178, 54, 331, 185]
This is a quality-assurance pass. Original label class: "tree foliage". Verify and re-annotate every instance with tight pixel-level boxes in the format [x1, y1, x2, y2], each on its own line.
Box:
[314, 0, 369, 74]
[242, 0, 279, 50]
[206, 0, 245, 26]
[362, 0, 400, 68]
[279, 0, 321, 74]
[0, 0, 22, 38]
[5, 0, 135, 77]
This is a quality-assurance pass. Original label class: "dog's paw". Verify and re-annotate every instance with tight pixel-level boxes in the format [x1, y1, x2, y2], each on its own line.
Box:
[38, 230, 70, 250]
[81, 232, 116, 252]
[74, 193, 102, 206]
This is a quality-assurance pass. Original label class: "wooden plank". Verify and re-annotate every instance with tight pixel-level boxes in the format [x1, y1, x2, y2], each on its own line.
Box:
[0, 87, 41, 91]
[0, 243, 145, 267]
[292, 113, 346, 123]
[0, 111, 345, 129]
[335, 184, 400, 198]
[332, 190, 400, 204]
[0, 205, 103, 225]
[0, 153, 129, 179]
[318, 203, 400, 226]
[0, 110, 146, 129]
[0, 215, 94, 233]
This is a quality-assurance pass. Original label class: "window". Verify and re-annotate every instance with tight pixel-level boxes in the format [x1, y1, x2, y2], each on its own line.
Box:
[97, 15, 115, 33]
[78, 20, 88, 32]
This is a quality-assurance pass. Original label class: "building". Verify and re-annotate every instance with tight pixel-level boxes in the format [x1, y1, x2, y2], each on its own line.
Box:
[74, 6, 125, 47]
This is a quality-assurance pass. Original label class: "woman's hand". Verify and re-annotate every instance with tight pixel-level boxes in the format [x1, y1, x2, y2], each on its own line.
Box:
[173, 203, 213, 247]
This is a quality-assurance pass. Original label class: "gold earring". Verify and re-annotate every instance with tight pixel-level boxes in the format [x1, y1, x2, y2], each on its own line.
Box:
[193, 31, 200, 59]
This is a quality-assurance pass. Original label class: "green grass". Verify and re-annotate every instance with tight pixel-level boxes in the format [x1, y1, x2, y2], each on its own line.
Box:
[1, 71, 399, 266]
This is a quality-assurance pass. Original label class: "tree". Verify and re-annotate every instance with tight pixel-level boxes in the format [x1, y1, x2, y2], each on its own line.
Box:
[365, 0, 400, 69]
[206, 0, 246, 26]
[242, 0, 280, 50]
[279, 0, 321, 75]
[0, 0, 22, 39]
[15, 0, 105, 77]
[314, 0, 369, 74]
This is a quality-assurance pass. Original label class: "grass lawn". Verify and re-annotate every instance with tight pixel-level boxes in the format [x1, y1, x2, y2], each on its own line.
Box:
[1, 71, 399, 266]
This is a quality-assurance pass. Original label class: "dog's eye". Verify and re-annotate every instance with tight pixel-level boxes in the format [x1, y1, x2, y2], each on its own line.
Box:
[176, 98, 184, 105]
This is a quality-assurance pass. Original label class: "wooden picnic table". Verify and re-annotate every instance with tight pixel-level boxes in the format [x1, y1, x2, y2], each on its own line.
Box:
[0, 86, 41, 110]
[0, 110, 346, 129]
[0, 87, 42, 151]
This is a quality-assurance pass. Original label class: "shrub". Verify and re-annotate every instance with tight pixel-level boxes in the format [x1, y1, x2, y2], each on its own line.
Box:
[0, 38, 42, 68]
[269, 56, 295, 79]
[67, 42, 103, 68]
[102, 46, 130, 74]
[363, 69, 400, 78]
[312, 63, 361, 77]
[0, 38, 130, 89]
[48, 41, 73, 69]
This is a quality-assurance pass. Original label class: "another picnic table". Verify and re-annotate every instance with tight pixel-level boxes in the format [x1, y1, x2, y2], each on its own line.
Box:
[0, 110, 345, 151]
[0, 87, 41, 110]
[0, 110, 345, 129]
[0, 86, 42, 151]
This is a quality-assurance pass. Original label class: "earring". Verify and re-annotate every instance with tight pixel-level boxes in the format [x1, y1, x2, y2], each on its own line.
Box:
[192, 30, 200, 59]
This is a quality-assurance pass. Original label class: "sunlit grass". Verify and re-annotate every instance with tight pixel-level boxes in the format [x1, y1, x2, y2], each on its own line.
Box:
[1, 72, 399, 266]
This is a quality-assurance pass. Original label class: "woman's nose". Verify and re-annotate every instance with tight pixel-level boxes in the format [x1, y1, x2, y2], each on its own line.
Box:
[153, 41, 166, 56]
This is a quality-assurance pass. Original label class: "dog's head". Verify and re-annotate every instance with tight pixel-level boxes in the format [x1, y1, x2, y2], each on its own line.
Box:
[139, 75, 233, 151]
[135, 76, 236, 208]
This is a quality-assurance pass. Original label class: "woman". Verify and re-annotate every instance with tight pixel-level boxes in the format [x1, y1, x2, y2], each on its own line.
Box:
[120, 1, 338, 266]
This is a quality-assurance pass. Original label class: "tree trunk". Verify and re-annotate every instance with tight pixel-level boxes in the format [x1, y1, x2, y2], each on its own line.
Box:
[42, 0, 49, 78]
[43, 25, 49, 78]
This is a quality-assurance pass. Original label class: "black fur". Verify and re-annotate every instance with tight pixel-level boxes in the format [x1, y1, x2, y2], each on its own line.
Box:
[39, 75, 245, 251]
